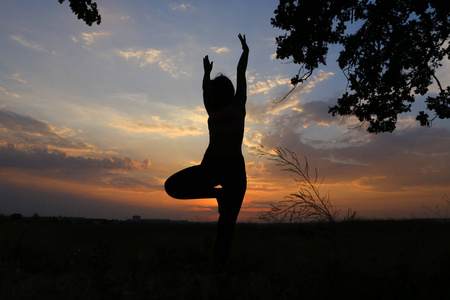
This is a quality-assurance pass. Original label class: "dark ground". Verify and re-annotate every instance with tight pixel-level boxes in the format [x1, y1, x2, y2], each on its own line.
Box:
[1, 216, 449, 299]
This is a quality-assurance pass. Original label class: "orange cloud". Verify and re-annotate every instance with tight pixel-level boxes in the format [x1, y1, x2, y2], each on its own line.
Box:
[110, 117, 205, 137]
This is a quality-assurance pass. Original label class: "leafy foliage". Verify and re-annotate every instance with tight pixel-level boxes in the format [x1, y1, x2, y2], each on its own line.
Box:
[58, 0, 101, 26]
[272, 0, 450, 133]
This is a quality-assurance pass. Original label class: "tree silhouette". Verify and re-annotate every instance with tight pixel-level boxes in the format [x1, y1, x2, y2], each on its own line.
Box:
[58, 0, 101, 26]
[272, 0, 450, 133]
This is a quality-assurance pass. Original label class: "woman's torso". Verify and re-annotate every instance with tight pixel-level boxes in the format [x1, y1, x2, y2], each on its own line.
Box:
[204, 105, 245, 158]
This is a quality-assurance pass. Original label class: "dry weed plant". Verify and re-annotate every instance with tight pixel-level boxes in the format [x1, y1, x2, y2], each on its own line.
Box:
[253, 146, 356, 223]
[423, 194, 450, 219]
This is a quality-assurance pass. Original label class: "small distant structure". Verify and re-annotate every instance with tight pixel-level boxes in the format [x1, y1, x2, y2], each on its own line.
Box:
[129, 215, 188, 223]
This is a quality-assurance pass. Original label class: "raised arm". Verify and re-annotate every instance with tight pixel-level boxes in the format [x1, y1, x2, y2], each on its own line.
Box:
[235, 33, 249, 105]
[203, 55, 213, 113]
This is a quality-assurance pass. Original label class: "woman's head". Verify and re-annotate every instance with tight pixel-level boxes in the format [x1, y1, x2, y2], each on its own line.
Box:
[211, 74, 234, 108]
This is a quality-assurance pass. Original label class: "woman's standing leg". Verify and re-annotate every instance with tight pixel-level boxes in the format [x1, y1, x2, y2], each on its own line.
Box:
[213, 160, 247, 270]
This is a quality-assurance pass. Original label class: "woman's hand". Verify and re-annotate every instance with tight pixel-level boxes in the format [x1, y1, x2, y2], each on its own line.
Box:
[203, 55, 213, 74]
[238, 33, 249, 52]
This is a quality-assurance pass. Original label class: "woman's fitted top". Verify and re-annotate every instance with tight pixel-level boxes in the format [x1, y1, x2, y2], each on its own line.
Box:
[207, 106, 245, 135]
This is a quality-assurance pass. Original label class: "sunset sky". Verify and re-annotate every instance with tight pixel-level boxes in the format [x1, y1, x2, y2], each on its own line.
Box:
[1, 0, 449, 221]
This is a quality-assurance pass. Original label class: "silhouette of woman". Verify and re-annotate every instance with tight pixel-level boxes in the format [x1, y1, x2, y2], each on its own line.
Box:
[165, 34, 249, 270]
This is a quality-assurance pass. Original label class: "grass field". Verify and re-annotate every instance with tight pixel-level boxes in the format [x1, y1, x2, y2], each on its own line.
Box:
[1, 216, 450, 299]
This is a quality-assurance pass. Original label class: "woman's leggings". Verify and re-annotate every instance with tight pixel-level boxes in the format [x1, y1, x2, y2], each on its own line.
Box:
[164, 154, 246, 267]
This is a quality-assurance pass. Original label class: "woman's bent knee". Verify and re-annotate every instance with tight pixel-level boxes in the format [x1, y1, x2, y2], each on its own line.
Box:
[164, 175, 180, 199]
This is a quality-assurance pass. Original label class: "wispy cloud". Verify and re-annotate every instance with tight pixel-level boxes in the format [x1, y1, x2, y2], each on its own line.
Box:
[12, 73, 27, 83]
[81, 31, 109, 46]
[10, 34, 53, 54]
[170, 3, 194, 11]
[117, 49, 145, 60]
[323, 155, 369, 166]
[210, 47, 230, 54]
[118, 48, 186, 78]
[110, 115, 204, 137]
[0, 86, 20, 98]
[101, 12, 131, 23]
[248, 75, 291, 95]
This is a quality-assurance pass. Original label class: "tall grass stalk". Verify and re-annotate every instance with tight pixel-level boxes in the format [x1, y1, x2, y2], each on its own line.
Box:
[423, 194, 450, 219]
[253, 146, 356, 223]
